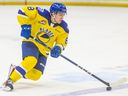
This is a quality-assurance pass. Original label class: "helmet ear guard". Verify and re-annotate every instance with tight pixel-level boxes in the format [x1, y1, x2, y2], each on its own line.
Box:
[50, 3, 67, 14]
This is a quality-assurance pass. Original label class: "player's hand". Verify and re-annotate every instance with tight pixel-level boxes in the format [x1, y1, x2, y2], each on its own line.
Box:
[21, 24, 31, 39]
[50, 46, 61, 58]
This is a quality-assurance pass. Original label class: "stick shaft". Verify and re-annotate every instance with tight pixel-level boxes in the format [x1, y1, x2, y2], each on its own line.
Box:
[35, 38, 110, 87]
[60, 54, 110, 86]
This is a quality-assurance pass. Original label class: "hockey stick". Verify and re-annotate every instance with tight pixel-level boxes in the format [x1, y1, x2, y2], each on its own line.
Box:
[60, 55, 111, 90]
[35, 38, 112, 91]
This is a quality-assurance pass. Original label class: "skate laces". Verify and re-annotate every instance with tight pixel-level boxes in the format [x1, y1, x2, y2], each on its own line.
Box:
[7, 79, 13, 85]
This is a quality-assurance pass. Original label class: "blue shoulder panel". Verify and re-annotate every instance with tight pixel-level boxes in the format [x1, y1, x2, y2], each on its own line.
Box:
[18, 9, 27, 16]
[59, 20, 69, 33]
[36, 7, 51, 25]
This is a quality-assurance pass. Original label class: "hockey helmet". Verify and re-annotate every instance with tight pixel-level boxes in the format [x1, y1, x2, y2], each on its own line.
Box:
[50, 3, 67, 14]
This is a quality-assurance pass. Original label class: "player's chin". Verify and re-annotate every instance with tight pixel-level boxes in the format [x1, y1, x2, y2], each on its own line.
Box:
[57, 20, 62, 24]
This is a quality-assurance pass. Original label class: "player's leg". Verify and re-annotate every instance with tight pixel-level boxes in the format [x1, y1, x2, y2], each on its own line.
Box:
[3, 42, 39, 91]
[25, 54, 47, 80]
[10, 56, 37, 81]
[10, 42, 39, 81]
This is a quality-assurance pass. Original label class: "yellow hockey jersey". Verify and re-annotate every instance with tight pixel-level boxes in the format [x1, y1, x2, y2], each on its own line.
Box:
[17, 6, 69, 57]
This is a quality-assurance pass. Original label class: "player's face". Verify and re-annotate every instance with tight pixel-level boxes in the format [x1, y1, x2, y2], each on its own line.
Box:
[52, 12, 65, 24]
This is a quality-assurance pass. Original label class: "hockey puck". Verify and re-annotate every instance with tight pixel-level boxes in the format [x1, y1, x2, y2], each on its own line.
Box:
[106, 86, 112, 91]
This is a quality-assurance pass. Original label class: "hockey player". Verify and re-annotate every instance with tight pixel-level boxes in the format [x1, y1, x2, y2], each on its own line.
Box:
[3, 2, 69, 91]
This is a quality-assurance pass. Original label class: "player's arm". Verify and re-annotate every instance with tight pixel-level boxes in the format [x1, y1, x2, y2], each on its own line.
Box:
[17, 6, 37, 39]
[51, 23, 69, 58]
[55, 32, 69, 51]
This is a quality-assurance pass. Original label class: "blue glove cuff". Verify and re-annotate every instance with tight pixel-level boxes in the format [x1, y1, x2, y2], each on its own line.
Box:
[21, 24, 31, 39]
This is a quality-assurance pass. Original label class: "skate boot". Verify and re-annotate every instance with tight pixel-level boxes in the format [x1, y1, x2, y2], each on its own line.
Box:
[2, 78, 14, 91]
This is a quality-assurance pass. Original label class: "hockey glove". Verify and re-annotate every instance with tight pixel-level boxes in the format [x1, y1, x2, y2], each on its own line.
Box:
[21, 24, 31, 39]
[50, 46, 61, 58]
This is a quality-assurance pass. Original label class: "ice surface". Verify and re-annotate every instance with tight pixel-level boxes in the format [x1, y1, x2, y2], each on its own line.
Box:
[0, 5, 128, 96]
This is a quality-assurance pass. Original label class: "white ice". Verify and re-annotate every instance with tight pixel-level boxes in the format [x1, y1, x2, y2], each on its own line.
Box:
[0, 5, 128, 96]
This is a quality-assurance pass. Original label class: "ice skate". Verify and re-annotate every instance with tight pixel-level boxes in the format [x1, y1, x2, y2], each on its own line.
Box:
[2, 78, 14, 91]
[2, 64, 15, 91]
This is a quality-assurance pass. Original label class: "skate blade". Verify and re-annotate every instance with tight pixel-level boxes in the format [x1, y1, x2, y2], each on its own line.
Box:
[2, 86, 13, 92]
[2, 87, 13, 92]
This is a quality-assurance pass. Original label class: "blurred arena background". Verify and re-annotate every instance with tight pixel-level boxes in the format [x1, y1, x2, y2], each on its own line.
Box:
[0, 0, 128, 7]
[0, 0, 128, 96]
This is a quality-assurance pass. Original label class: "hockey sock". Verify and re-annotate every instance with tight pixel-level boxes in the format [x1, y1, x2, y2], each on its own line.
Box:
[25, 68, 42, 80]
[10, 56, 37, 82]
